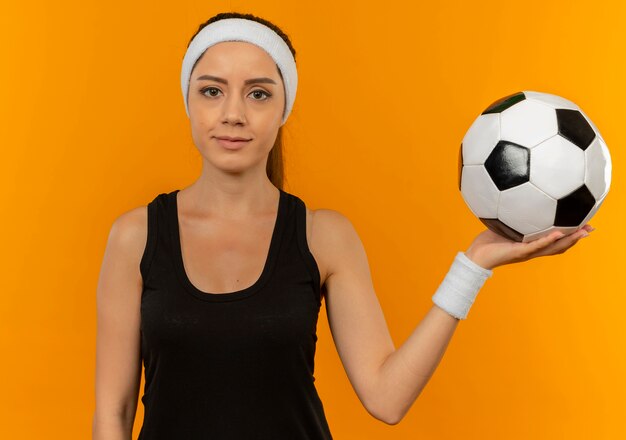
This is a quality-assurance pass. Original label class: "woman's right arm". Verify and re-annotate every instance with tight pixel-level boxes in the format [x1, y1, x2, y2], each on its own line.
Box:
[92, 206, 148, 440]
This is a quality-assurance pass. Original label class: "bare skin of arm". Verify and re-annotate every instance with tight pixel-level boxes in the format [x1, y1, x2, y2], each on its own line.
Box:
[312, 208, 593, 425]
[92, 207, 147, 439]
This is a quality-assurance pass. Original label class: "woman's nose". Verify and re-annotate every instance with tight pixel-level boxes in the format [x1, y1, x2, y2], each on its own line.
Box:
[221, 93, 247, 125]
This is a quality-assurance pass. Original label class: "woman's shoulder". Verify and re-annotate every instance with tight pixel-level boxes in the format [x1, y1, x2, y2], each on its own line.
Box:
[310, 207, 361, 248]
[104, 204, 149, 268]
[108, 190, 173, 254]
[307, 206, 362, 285]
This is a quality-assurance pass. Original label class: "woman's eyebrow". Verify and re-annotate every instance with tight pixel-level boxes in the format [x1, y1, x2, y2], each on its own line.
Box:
[195, 74, 277, 85]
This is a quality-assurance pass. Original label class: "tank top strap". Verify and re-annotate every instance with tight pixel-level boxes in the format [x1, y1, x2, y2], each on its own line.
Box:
[291, 194, 323, 306]
[140, 191, 176, 283]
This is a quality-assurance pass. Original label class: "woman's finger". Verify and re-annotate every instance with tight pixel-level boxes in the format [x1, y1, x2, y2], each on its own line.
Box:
[527, 230, 565, 253]
[530, 228, 590, 258]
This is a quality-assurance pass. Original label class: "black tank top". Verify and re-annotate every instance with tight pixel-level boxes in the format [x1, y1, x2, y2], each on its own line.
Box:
[137, 188, 333, 439]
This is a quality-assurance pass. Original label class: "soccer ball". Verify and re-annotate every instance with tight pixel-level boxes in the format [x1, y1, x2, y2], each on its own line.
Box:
[458, 91, 611, 243]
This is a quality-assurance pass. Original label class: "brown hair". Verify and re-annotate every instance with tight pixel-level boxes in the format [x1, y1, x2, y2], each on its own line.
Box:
[186, 12, 298, 191]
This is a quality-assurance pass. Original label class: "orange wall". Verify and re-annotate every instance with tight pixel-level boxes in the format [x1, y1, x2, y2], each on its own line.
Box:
[1, 0, 624, 438]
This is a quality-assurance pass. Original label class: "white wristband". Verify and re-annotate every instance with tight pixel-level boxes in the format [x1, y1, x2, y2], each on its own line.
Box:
[432, 252, 493, 320]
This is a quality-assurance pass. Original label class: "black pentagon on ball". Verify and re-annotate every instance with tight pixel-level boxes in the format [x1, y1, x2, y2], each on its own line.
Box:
[481, 92, 526, 115]
[554, 184, 596, 226]
[556, 109, 596, 150]
[484, 141, 530, 191]
[479, 218, 524, 242]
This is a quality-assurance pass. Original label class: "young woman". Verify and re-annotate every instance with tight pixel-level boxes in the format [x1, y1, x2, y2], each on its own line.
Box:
[92, 11, 594, 440]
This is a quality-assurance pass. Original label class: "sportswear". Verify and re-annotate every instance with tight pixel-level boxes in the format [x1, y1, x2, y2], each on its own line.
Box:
[138, 189, 332, 439]
[431, 251, 493, 320]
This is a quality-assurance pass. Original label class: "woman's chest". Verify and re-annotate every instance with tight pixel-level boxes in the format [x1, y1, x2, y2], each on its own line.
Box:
[178, 206, 329, 294]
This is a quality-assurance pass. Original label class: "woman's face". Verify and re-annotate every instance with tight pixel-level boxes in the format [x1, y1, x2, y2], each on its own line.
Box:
[187, 41, 285, 174]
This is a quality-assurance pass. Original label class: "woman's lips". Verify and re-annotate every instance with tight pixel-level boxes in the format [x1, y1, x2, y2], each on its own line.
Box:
[215, 137, 250, 150]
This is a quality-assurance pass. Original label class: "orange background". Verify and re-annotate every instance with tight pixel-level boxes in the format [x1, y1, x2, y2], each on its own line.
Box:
[1, 0, 624, 438]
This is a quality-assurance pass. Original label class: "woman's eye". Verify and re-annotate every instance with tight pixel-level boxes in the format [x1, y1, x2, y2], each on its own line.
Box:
[250, 89, 271, 100]
[201, 87, 221, 97]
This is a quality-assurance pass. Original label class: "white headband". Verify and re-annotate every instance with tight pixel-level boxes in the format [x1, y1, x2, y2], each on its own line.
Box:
[181, 18, 298, 126]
